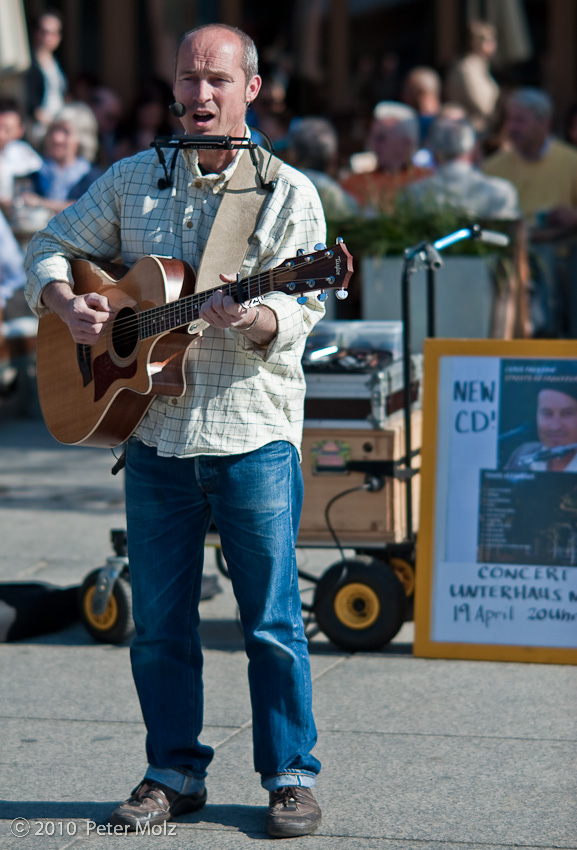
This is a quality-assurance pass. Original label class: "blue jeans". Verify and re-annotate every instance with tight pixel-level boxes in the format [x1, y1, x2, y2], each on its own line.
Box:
[124, 438, 320, 793]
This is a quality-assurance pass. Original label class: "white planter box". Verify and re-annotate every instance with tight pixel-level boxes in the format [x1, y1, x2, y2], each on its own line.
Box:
[361, 255, 494, 352]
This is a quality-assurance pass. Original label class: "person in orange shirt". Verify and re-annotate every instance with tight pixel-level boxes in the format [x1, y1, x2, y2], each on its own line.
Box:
[341, 102, 432, 213]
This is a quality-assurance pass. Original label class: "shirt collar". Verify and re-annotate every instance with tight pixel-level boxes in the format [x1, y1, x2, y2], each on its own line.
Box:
[438, 160, 472, 176]
[536, 136, 551, 159]
[181, 126, 250, 194]
[518, 135, 551, 162]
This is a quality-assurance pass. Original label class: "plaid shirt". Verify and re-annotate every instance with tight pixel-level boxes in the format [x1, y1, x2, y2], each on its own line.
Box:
[25, 145, 327, 457]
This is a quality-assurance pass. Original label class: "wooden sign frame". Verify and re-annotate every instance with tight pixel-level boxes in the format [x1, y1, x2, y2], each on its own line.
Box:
[413, 339, 577, 664]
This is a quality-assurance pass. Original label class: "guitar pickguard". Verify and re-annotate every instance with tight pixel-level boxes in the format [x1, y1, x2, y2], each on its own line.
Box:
[92, 351, 137, 402]
[77, 344, 93, 388]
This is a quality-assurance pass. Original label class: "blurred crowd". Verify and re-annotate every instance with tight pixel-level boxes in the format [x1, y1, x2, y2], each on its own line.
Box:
[2, 13, 577, 336]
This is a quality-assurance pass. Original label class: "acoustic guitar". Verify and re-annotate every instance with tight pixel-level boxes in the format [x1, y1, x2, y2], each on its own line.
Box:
[36, 240, 353, 447]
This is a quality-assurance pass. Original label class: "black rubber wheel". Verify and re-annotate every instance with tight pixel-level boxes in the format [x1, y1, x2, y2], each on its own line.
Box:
[314, 556, 406, 651]
[79, 569, 134, 644]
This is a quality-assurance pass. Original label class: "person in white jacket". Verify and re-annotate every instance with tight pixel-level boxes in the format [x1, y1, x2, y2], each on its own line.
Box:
[402, 116, 520, 221]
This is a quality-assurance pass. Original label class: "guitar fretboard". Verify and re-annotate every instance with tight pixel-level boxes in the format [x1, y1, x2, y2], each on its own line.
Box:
[136, 274, 262, 339]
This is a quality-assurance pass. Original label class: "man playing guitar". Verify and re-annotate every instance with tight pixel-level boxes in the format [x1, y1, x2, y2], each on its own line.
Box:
[25, 23, 326, 838]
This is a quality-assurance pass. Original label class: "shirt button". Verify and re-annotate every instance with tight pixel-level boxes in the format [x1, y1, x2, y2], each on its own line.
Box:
[186, 220, 193, 228]
[194, 180, 202, 188]
[171, 398, 178, 405]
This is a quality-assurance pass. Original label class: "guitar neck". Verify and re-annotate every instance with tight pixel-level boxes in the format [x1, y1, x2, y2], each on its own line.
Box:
[124, 240, 351, 340]
[137, 274, 261, 339]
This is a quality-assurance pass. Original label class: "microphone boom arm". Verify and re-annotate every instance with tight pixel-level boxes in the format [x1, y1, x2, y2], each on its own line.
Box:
[152, 135, 259, 151]
[151, 133, 275, 191]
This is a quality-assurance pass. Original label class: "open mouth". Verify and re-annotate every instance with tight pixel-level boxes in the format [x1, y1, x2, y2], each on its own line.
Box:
[192, 111, 215, 128]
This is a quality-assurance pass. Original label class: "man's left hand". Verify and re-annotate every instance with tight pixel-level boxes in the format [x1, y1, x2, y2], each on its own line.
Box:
[199, 274, 257, 330]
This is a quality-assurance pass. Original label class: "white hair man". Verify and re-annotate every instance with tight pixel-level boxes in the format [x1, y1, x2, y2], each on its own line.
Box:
[341, 101, 432, 212]
[402, 116, 519, 220]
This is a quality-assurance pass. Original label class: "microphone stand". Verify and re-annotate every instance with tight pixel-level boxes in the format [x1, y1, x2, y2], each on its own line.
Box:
[400, 223, 507, 542]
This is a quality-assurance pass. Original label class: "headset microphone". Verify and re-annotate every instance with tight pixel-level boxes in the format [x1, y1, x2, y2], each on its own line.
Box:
[170, 102, 187, 117]
[152, 125, 277, 192]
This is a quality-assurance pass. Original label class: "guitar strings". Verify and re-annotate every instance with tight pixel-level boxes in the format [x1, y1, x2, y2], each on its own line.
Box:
[104, 260, 336, 346]
[108, 275, 259, 344]
[110, 259, 322, 337]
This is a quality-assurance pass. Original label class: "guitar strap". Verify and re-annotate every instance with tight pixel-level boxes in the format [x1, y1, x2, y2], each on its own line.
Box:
[194, 145, 283, 300]
[109, 147, 283, 473]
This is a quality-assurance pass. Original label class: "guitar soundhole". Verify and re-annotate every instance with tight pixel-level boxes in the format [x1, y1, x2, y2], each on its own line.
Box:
[111, 307, 139, 359]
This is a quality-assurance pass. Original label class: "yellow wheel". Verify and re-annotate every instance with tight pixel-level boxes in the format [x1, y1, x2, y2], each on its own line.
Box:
[83, 586, 119, 631]
[333, 583, 381, 629]
[79, 569, 134, 644]
[314, 556, 406, 651]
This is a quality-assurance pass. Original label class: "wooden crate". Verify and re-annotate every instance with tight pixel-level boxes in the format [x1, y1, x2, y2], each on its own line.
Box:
[298, 411, 421, 546]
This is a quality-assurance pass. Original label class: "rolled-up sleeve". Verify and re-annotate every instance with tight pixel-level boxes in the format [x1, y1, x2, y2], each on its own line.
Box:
[24, 166, 123, 316]
[235, 291, 325, 361]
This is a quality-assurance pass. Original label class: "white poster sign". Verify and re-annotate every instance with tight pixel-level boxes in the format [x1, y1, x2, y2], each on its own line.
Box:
[414, 341, 577, 664]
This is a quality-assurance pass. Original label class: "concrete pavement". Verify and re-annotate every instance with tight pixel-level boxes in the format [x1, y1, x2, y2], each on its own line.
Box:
[0, 416, 575, 850]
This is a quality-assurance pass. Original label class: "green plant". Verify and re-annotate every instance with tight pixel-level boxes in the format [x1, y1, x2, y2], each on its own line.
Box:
[327, 200, 508, 258]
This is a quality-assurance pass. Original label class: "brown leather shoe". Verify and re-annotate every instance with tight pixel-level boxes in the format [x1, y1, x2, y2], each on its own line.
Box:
[266, 785, 322, 838]
[108, 780, 206, 831]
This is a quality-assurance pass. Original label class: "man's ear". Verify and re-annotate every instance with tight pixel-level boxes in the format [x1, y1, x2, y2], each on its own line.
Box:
[246, 74, 262, 106]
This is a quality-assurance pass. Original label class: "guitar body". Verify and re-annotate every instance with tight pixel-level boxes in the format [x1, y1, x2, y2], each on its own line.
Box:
[35, 241, 353, 449]
[36, 255, 197, 447]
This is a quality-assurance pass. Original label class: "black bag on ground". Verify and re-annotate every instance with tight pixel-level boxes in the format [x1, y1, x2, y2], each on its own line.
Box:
[0, 582, 79, 641]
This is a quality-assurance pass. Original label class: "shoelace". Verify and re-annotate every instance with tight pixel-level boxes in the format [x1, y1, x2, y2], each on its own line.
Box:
[129, 781, 171, 806]
[273, 787, 302, 808]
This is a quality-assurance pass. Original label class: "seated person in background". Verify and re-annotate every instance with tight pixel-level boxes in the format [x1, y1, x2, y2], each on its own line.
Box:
[483, 88, 577, 231]
[0, 99, 43, 208]
[401, 116, 519, 220]
[89, 86, 124, 167]
[505, 384, 577, 472]
[484, 89, 577, 337]
[341, 102, 432, 213]
[0, 208, 28, 321]
[113, 81, 174, 160]
[286, 117, 359, 220]
[19, 103, 102, 215]
[445, 19, 500, 134]
[401, 66, 442, 147]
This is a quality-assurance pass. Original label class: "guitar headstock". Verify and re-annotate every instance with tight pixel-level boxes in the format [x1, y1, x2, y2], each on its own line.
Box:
[271, 239, 353, 303]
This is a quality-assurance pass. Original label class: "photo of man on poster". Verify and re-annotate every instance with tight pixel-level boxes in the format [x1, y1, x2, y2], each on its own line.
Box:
[504, 382, 577, 472]
[475, 360, 577, 568]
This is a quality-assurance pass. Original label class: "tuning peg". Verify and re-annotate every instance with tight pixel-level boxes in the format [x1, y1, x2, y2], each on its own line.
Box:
[317, 292, 328, 301]
[336, 236, 344, 244]
[297, 296, 308, 304]
[314, 242, 327, 251]
[296, 248, 305, 256]
[335, 289, 348, 300]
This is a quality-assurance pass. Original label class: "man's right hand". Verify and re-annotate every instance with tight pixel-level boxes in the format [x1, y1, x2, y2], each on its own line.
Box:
[41, 282, 114, 344]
